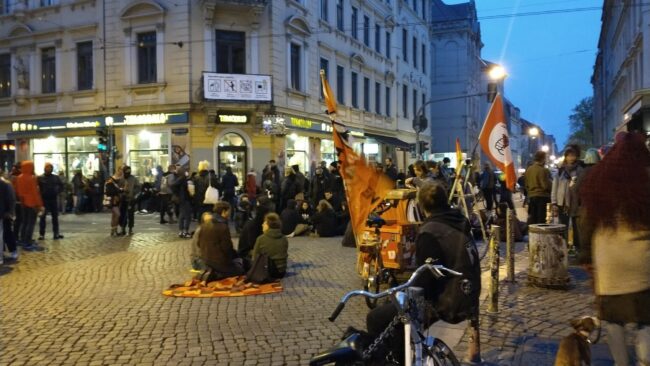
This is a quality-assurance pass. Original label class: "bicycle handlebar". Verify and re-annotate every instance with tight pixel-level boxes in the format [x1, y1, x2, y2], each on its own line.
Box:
[328, 263, 461, 322]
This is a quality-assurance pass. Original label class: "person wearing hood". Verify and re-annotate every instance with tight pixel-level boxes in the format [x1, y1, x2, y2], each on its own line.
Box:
[15, 161, 44, 250]
[38, 162, 64, 240]
[118, 165, 140, 236]
[252, 213, 289, 278]
[551, 145, 584, 251]
[291, 164, 307, 200]
[192, 161, 220, 220]
[238, 195, 273, 262]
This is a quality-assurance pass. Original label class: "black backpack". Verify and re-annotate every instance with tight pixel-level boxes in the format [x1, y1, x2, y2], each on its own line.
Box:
[419, 220, 481, 324]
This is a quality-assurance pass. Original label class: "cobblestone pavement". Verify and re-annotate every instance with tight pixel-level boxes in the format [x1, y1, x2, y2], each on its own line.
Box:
[1, 211, 617, 365]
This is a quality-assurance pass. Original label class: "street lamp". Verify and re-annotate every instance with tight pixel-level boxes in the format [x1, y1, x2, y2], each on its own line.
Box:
[541, 144, 549, 153]
[529, 127, 539, 138]
[488, 65, 507, 81]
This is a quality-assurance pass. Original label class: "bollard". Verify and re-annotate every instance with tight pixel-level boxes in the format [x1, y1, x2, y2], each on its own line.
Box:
[487, 225, 500, 314]
[465, 314, 482, 363]
[546, 203, 553, 224]
[505, 209, 515, 282]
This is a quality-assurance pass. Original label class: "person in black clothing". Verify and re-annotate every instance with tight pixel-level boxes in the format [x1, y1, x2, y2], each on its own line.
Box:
[336, 200, 350, 236]
[192, 161, 220, 220]
[196, 201, 244, 280]
[1, 174, 18, 260]
[311, 200, 339, 237]
[221, 166, 239, 218]
[324, 189, 342, 213]
[365, 181, 480, 362]
[298, 200, 313, 223]
[172, 167, 193, 238]
[310, 167, 330, 207]
[238, 195, 273, 263]
[280, 169, 299, 212]
[38, 163, 64, 240]
[328, 162, 345, 200]
[280, 199, 300, 236]
[383, 157, 398, 181]
[89, 171, 104, 212]
[291, 164, 307, 200]
[262, 160, 282, 195]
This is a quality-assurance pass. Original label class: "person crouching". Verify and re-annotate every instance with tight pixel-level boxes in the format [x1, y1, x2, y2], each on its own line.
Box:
[197, 201, 244, 280]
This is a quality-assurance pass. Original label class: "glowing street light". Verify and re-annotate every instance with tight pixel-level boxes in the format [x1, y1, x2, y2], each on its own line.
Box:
[541, 145, 549, 153]
[528, 127, 539, 137]
[488, 65, 507, 81]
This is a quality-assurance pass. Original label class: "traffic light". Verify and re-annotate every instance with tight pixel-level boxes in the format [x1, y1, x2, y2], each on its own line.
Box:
[96, 128, 108, 151]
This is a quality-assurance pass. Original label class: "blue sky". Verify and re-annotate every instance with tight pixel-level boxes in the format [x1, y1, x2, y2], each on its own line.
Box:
[446, 0, 602, 146]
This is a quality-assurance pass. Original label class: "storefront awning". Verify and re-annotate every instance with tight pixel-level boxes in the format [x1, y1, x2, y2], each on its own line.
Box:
[365, 133, 412, 149]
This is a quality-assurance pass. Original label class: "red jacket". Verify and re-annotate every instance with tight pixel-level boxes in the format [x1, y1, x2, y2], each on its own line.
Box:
[15, 161, 43, 209]
[246, 172, 257, 200]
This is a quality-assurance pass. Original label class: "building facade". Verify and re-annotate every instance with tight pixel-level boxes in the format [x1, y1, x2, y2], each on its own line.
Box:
[0, 0, 432, 183]
[592, 0, 650, 146]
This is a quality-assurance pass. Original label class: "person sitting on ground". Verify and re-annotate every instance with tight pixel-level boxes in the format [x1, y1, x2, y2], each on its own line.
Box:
[238, 195, 273, 263]
[252, 213, 289, 279]
[280, 199, 300, 236]
[234, 194, 252, 234]
[298, 200, 314, 223]
[324, 189, 342, 213]
[196, 201, 244, 280]
[311, 199, 339, 237]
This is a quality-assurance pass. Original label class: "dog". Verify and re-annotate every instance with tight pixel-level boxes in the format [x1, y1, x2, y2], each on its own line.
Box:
[554, 316, 601, 366]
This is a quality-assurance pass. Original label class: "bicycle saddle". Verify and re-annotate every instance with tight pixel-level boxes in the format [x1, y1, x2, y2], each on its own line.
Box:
[309, 333, 364, 365]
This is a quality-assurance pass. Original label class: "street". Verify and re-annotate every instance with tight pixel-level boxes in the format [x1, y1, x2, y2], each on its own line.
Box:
[1, 211, 617, 365]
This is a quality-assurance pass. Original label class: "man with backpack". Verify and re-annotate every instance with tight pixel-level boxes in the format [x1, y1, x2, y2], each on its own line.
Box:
[365, 181, 481, 361]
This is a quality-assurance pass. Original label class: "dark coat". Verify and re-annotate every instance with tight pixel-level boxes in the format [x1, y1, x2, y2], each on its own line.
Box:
[280, 200, 301, 235]
[252, 228, 289, 276]
[384, 164, 398, 181]
[38, 173, 63, 201]
[310, 173, 330, 206]
[198, 215, 237, 271]
[192, 170, 219, 206]
[0, 178, 16, 217]
[221, 172, 239, 198]
[238, 198, 273, 258]
[312, 208, 339, 237]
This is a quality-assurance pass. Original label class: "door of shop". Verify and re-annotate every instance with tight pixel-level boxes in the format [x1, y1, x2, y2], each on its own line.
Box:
[217, 146, 247, 186]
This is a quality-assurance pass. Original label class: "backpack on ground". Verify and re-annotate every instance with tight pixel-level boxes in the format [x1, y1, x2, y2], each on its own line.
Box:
[419, 220, 481, 324]
[246, 253, 277, 284]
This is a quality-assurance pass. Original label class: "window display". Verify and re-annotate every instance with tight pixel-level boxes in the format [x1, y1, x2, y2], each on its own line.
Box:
[320, 139, 336, 165]
[286, 133, 309, 173]
[31, 136, 100, 180]
[126, 131, 170, 183]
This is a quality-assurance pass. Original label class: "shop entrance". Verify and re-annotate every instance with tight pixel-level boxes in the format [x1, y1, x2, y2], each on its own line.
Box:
[216, 133, 247, 185]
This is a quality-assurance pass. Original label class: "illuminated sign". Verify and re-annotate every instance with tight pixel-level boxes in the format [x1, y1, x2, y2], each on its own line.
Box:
[290, 117, 313, 129]
[218, 114, 248, 123]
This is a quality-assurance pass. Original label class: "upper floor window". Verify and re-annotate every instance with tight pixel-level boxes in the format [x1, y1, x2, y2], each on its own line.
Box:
[41, 47, 56, 93]
[40, 0, 58, 6]
[0, 54, 10, 97]
[385, 86, 391, 117]
[351, 7, 358, 39]
[421, 44, 426, 75]
[363, 15, 370, 46]
[0, 0, 10, 15]
[137, 32, 157, 84]
[336, 65, 345, 104]
[412, 37, 417, 69]
[351, 71, 358, 108]
[320, 0, 329, 21]
[77, 41, 93, 90]
[375, 82, 381, 114]
[413, 88, 418, 117]
[320, 57, 329, 99]
[422, 0, 426, 20]
[374, 24, 381, 53]
[386, 31, 391, 59]
[402, 84, 408, 117]
[290, 43, 302, 91]
[336, 0, 344, 31]
[363, 77, 370, 111]
[216, 30, 245, 74]
[402, 29, 408, 61]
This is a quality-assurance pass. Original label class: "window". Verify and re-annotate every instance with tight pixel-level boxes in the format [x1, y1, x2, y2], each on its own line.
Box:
[422, 44, 426, 74]
[375, 24, 381, 53]
[413, 89, 418, 118]
[76, 41, 93, 90]
[386, 31, 391, 59]
[216, 30, 245, 74]
[402, 29, 408, 61]
[413, 37, 417, 69]
[363, 77, 370, 111]
[126, 132, 170, 183]
[336, 65, 345, 104]
[422, 0, 426, 20]
[0, 54, 10, 97]
[41, 47, 56, 93]
[336, 0, 344, 31]
[137, 32, 157, 84]
[351, 7, 358, 39]
[290, 43, 302, 91]
[385, 86, 391, 116]
[363, 16, 370, 46]
[0, 0, 10, 15]
[375, 82, 381, 114]
[402, 84, 408, 117]
[351, 72, 358, 108]
[40, 0, 57, 6]
[422, 93, 426, 115]
[320, 57, 329, 99]
[320, 0, 328, 21]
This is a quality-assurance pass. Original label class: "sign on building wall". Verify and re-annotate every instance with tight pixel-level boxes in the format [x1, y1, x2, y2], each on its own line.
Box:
[203, 73, 272, 101]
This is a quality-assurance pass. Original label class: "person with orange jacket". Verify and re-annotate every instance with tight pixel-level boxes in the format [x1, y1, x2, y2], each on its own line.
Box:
[14, 161, 44, 251]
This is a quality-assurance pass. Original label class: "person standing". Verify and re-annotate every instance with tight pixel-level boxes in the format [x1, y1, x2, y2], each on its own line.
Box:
[310, 167, 330, 208]
[384, 157, 399, 181]
[579, 132, 650, 366]
[14, 161, 44, 250]
[0, 173, 18, 260]
[105, 169, 124, 236]
[245, 169, 258, 208]
[118, 165, 140, 236]
[10, 163, 22, 238]
[71, 170, 86, 214]
[479, 163, 497, 211]
[159, 165, 176, 224]
[524, 151, 552, 224]
[280, 168, 299, 212]
[89, 171, 104, 212]
[57, 171, 68, 214]
[37, 163, 64, 240]
[221, 166, 239, 218]
[192, 161, 219, 220]
[551, 145, 584, 250]
[172, 166, 193, 239]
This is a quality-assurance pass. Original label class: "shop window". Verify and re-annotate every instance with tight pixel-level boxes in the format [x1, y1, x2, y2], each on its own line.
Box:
[290, 43, 302, 91]
[77, 41, 93, 90]
[216, 30, 245, 74]
[363, 142, 379, 162]
[32, 136, 66, 176]
[67, 136, 101, 178]
[351, 72, 358, 108]
[336, 0, 344, 31]
[363, 15, 370, 46]
[0, 54, 9, 97]
[137, 32, 157, 84]
[286, 133, 309, 175]
[336, 65, 344, 104]
[320, 139, 336, 165]
[351, 7, 358, 39]
[126, 131, 169, 182]
[217, 133, 247, 185]
[363, 77, 370, 112]
[41, 47, 56, 93]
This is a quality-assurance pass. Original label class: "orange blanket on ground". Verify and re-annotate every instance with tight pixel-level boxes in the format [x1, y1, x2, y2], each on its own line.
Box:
[163, 276, 283, 298]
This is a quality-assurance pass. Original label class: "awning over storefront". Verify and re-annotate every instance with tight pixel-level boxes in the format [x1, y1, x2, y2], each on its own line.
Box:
[365, 133, 411, 149]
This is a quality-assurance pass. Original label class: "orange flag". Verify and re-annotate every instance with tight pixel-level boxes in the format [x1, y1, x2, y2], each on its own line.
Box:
[320, 71, 394, 239]
[455, 137, 462, 168]
[478, 94, 517, 191]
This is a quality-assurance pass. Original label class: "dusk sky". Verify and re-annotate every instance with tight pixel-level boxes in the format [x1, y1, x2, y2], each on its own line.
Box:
[446, 0, 602, 147]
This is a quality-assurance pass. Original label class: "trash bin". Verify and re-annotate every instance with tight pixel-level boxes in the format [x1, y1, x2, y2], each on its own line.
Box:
[527, 223, 570, 289]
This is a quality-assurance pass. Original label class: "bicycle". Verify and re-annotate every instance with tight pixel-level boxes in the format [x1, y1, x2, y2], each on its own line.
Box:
[310, 260, 462, 366]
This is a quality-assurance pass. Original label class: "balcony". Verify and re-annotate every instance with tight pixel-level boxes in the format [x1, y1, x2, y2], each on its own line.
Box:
[204, 0, 267, 21]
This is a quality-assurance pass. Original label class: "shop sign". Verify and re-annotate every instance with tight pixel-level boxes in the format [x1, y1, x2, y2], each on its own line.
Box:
[290, 117, 313, 129]
[287, 115, 364, 137]
[203, 72, 272, 102]
[172, 128, 189, 135]
[11, 117, 102, 132]
[106, 112, 188, 127]
[218, 114, 248, 123]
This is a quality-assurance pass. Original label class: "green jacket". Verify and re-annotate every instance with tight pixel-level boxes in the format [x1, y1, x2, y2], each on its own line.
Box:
[252, 228, 289, 275]
[524, 162, 551, 198]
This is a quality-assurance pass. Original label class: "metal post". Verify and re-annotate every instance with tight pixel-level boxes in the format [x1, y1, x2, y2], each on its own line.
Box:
[415, 130, 420, 159]
[506, 209, 515, 282]
[465, 315, 482, 363]
[546, 203, 553, 224]
[487, 225, 500, 314]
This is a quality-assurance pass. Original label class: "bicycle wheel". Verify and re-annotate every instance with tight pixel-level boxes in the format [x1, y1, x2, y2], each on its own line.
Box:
[363, 257, 381, 309]
[423, 339, 460, 366]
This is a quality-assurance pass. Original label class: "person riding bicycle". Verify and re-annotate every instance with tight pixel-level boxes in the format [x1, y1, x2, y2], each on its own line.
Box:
[364, 181, 481, 362]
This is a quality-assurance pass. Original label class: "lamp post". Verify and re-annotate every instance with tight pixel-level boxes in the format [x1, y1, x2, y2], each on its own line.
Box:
[528, 126, 539, 161]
